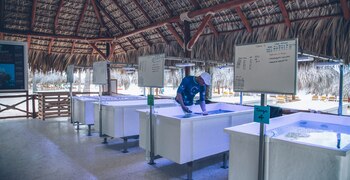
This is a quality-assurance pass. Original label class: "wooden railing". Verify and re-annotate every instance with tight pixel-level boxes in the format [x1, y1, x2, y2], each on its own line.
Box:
[0, 91, 37, 119]
[37, 91, 98, 120]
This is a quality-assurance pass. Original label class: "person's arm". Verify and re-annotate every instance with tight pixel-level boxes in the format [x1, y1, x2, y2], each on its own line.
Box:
[176, 78, 191, 113]
[199, 86, 208, 115]
[176, 93, 191, 113]
[199, 101, 208, 115]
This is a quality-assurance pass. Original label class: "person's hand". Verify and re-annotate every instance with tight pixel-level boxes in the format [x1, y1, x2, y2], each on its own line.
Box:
[202, 111, 208, 115]
[182, 106, 192, 113]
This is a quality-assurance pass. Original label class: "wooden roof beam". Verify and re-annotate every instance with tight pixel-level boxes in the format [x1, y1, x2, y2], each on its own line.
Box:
[340, 0, 350, 20]
[94, 1, 137, 49]
[93, 0, 122, 34]
[2, 0, 257, 42]
[92, 0, 257, 41]
[31, 0, 37, 30]
[54, 0, 65, 34]
[111, 0, 151, 47]
[131, 0, 169, 44]
[277, 0, 291, 27]
[166, 24, 184, 49]
[158, 0, 184, 36]
[91, 0, 106, 36]
[48, 38, 54, 54]
[76, 0, 89, 35]
[88, 42, 107, 59]
[235, 7, 252, 33]
[187, 14, 213, 50]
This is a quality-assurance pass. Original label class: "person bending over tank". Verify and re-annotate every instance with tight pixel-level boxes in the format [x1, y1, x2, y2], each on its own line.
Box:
[175, 72, 211, 115]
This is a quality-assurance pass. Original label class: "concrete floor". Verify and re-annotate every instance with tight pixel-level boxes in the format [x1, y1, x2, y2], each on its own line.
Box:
[0, 118, 228, 180]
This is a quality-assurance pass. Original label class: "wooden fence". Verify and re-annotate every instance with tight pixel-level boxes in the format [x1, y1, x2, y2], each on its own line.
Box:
[0, 91, 36, 119]
[0, 91, 98, 120]
[37, 91, 98, 120]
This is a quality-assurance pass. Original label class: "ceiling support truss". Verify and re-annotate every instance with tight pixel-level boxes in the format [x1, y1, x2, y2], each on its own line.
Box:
[277, 0, 291, 27]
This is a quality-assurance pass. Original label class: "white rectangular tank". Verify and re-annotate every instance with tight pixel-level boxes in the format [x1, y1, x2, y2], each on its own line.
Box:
[96, 99, 177, 138]
[138, 103, 254, 164]
[225, 112, 350, 180]
[72, 95, 145, 125]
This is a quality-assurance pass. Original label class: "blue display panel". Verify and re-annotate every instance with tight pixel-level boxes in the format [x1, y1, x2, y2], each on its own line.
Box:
[0, 41, 28, 91]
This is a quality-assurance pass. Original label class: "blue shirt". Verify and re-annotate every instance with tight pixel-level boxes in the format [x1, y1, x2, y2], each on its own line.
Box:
[176, 76, 206, 106]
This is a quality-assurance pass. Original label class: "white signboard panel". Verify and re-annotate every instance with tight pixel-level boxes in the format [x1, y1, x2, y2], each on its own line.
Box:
[93, 61, 108, 85]
[66, 65, 74, 83]
[234, 39, 297, 94]
[138, 54, 165, 88]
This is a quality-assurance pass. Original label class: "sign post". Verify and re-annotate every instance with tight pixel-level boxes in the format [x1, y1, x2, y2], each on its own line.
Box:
[67, 65, 74, 123]
[138, 54, 165, 165]
[92, 61, 108, 139]
[254, 100, 270, 180]
[234, 39, 298, 180]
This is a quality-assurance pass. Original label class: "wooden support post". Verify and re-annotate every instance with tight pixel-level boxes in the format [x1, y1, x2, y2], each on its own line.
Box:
[48, 38, 54, 54]
[71, 41, 75, 54]
[32, 95, 36, 118]
[0, 33, 3, 40]
[26, 91, 29, 118]
[184, 21, 191, 76]
[27, 36, 31, 50]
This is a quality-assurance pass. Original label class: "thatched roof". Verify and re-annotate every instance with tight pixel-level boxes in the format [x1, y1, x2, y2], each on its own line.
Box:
[0, 0, 350, 72]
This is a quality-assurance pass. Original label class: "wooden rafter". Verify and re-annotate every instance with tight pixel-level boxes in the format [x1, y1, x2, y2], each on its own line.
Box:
[54, 0, 65, 34]
[27, 36, 31, 49]
[190, 0, 219, 39]
[76, 0, 89, 35]
[111, 0, 151, 47]
[187, 14, 213, 49]
[90, 0, 106, 36]
[277, 0, 291, 27]
[31, 0, 37, 30]
[92, 0, 137, 49]
[131, 0, 169, 44]
[89, 42, 107, 59]
[2, 13, 339, 48]
[71, 41, 76, 54]
[235, 7, 252, 33]
[2, 0, 257, 42]
[340, 0, 350, 20]
[158, 0, 184, 36]
[166, 24, 184, 48]
[100, 0, 257, 41]
[207, 21, 219, 37]
[48, 38, 54, 54]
